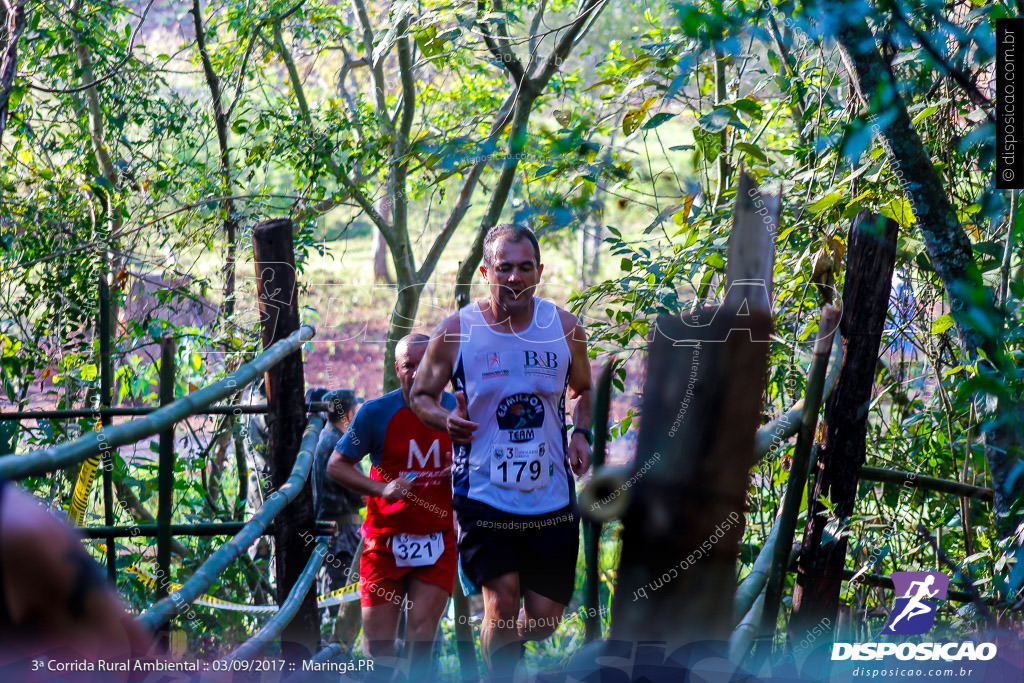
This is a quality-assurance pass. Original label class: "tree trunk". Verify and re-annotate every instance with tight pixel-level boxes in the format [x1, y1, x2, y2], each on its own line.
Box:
[577, 222, 587, 289]
[788, 211, 897, 658]
[381, 277, 421, 393]
[372, 226, 391, 284]
[589, 220, 602, 285]
[372, 174, 394, 284]
[835, 10, 1020, 528]
[454, 94, 536, 308]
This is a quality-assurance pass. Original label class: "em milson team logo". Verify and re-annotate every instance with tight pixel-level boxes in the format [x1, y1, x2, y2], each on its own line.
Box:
[884, 571, 949, 635]
[496, 393, 545, 443]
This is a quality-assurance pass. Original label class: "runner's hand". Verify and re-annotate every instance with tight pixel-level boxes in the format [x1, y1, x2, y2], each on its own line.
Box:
[568, 431, 591, 478]
[382, 474, 414, 502]
[447, 391, 479, 443]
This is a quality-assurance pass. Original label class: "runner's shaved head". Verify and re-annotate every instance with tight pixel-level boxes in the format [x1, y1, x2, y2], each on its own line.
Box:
[396, 333, 430, 359]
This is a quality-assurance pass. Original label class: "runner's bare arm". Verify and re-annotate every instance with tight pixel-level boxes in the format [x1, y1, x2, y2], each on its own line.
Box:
[410, 316, 480, 441]
[327, 452, 411, 502]
[561, 311, 593, 477]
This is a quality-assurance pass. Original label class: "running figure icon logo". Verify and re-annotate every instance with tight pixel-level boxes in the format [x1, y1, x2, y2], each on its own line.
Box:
[883, 571, 949, 635]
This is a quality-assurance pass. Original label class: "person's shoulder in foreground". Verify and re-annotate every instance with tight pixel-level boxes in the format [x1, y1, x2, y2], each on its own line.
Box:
[0, 482, 153, 663]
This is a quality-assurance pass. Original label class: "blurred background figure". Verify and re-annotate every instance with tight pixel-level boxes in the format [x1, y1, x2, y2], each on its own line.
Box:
[307, 388, 364, 645]
[0, 480, 154, 671]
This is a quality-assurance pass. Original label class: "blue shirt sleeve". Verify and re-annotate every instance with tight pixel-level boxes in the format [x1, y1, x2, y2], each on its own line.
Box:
[336, 403, 375, 463]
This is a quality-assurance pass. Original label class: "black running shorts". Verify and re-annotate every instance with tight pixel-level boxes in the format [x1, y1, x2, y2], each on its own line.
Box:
[453, 494, 580, 606]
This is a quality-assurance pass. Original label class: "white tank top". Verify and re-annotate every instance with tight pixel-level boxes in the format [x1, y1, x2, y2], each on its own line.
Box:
[451, 297, 573, 514]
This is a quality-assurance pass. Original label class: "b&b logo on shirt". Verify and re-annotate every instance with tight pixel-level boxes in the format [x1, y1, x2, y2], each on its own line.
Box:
[524, 350, 559, 377]
[496, 393, 545, 442]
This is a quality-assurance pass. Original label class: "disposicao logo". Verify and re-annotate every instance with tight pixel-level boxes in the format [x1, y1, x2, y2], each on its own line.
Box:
[884, 571, 948, 635]
[831, 570, 997, 662]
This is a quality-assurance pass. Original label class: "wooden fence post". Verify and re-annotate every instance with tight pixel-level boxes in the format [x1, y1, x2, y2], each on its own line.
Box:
[99, 276, 117, 582]
[156, 335, 176, 649]
[252, 218, 317, 659]
[789, 212, 898, 650]
[609, 174, 776, 645]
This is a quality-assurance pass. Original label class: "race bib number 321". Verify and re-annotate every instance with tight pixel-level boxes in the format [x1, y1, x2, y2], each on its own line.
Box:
[393, 532, 443, 567]
[490, 443, 549, 491]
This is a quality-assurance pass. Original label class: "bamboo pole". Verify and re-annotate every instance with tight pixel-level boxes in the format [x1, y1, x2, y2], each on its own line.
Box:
[0, 401, 333, 420]
[729, 588, 765, 662]
[330, 536, 364, 647]
[0, 325, 315, 480]
[758, 305, 840, 643]
[578, 465, 633, 522]
[284, 643, 351, 683]
[79, 521, 338, 538]
[224, 540, 327, 661]
[753, 334, 843, 462]
[860, 466, 993, 502]
[309, 642, 344, 664]
[733, 523, 780, 623]
[137, 414, 324, 631]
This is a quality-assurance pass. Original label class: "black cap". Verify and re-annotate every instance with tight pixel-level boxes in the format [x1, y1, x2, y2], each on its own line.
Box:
[323, 389, 358, 421]
[305, 387, 330, 404]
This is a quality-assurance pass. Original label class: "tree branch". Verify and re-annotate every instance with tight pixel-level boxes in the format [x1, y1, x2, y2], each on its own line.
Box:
[0, 0, 26, 148]
[268, 9, 391, 241]
[349, 0, 391, 133]
[192, 0, 239, 320]
[390, 18, 416, 282]
[417, 91, 517, 282]
[477, 0, 526, 86]
[887, 3, 996, 125]
[454, 95, 535, 306]
[531, 0, 604, 89]
[27, 0, 155, 95]
[527, 0, 547, 58]
[225, 22, 264, 121]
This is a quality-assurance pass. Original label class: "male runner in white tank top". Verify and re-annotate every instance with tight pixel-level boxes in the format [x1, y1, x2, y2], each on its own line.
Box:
[411, 224, 593, 680]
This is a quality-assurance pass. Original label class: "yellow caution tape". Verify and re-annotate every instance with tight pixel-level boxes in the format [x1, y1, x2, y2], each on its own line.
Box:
[125, 564, 360, 614]
[69, 418, 108, 527]
[69, 455, 101, 527]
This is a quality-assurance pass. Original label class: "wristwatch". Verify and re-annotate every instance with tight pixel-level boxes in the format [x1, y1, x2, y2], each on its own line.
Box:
[572, 427, 593, 445]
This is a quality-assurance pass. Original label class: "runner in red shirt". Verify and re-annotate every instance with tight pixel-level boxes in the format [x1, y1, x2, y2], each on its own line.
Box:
[327, 334, 456, 677]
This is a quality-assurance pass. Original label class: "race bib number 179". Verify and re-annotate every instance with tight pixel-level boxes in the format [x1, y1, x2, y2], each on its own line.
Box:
[490, 443, 549, 491]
